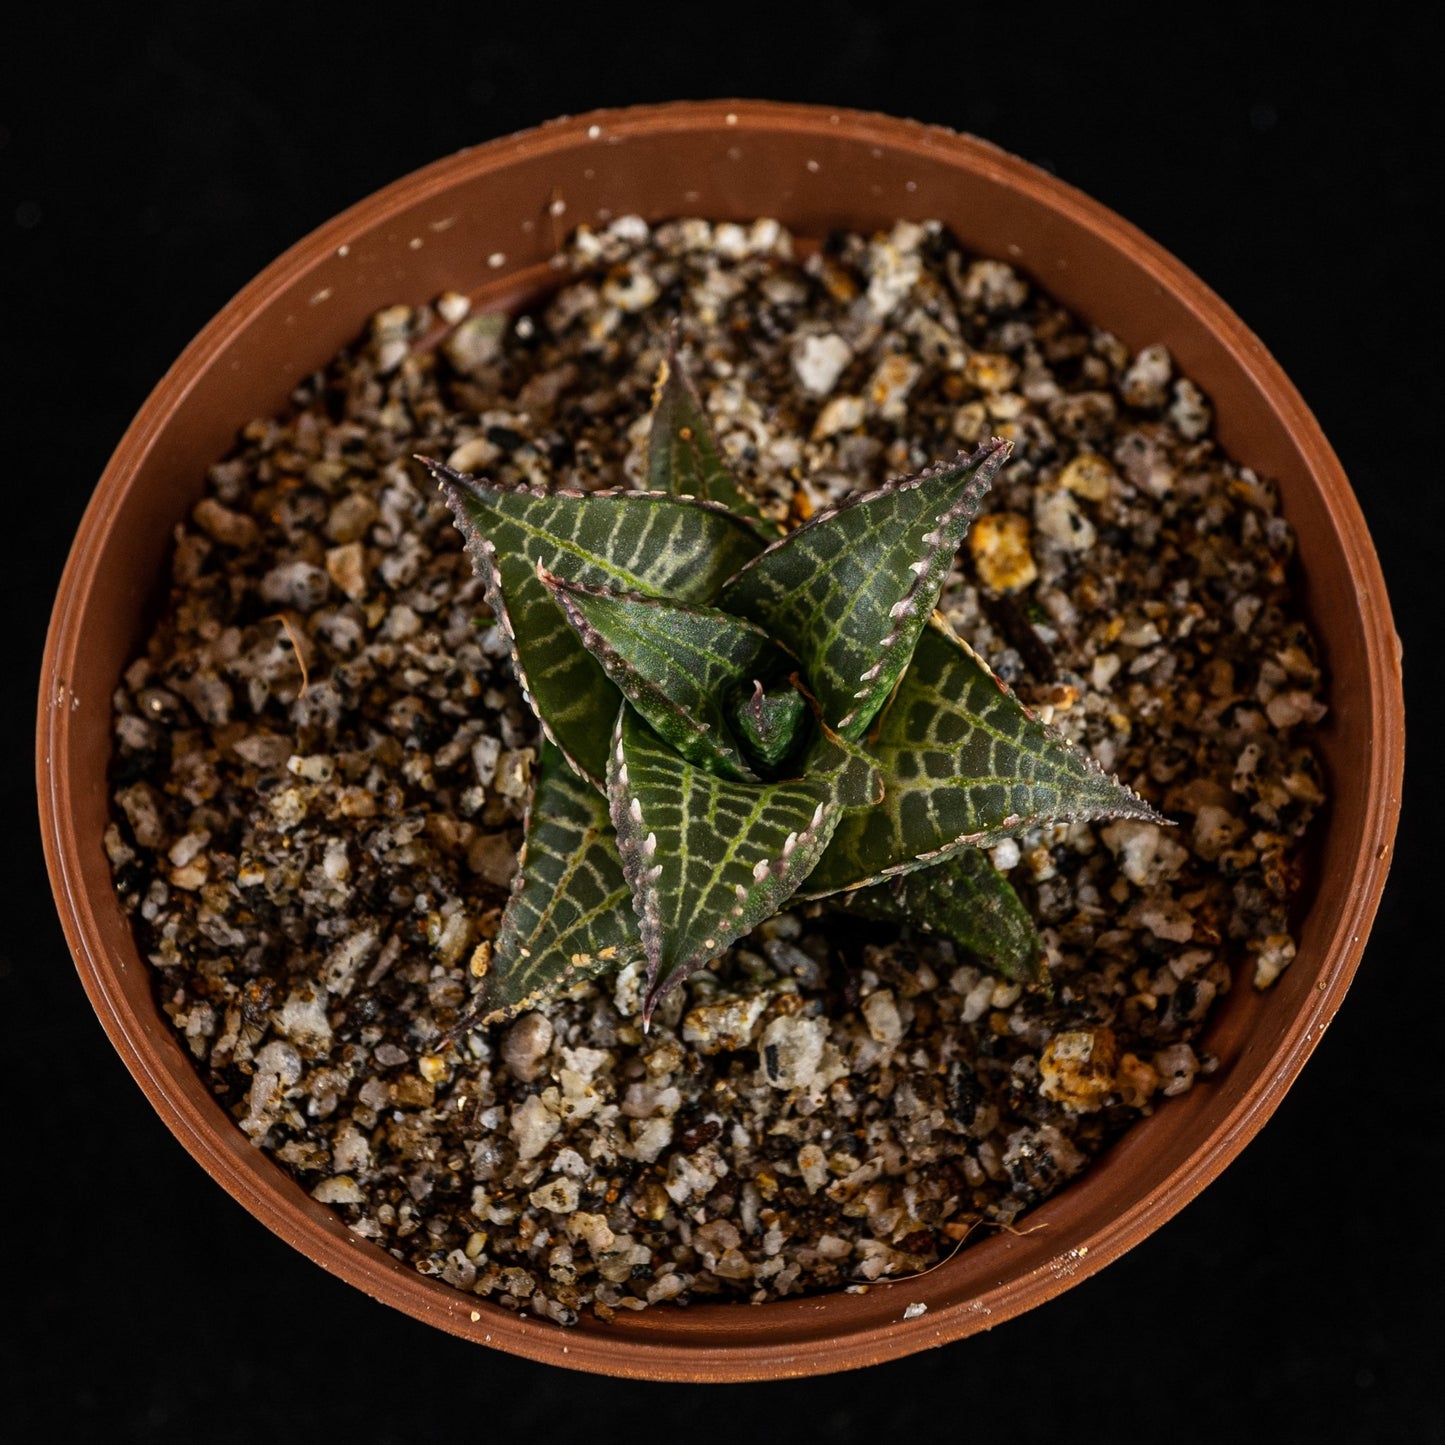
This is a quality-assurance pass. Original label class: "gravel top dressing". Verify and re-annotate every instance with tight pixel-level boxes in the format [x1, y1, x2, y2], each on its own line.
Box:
[107, 217, 1326, 1325]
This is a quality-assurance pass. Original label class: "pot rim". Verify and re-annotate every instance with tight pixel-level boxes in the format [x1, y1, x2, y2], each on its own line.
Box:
[38, 99, 1404, 1381]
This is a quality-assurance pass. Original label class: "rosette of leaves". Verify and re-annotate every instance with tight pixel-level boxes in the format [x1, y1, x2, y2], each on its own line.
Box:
[425, 339, 1158, 1026]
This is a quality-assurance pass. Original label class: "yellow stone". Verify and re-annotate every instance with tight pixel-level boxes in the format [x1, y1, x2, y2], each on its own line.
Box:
[325, 541, 367, 600]
[1060, 452, 1117, 502]
[964, 351, 1019, 393]
[469, 940, 494, 979]
[1114, 1051, 1160, 1108]
[1039, 1028, 1118, 1112]
[968, 512, 1038, 592]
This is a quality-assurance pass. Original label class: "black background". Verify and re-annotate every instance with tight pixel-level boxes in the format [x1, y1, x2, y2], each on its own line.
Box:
[4, 3, 1437, 1440]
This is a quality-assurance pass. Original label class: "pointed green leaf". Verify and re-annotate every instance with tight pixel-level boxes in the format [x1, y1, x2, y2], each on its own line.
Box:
[539, 567, 796, 782]
[648, 335, 775, 529]
[719, 439, 1011, 739]
[429, 461, 765, 784]
[727, 680, 808, 772]
[802, 621, 1160, 897]
[476, 740, 643, 1023]
[606, 707, 851, 1023]
[832, 848, 1043, 984]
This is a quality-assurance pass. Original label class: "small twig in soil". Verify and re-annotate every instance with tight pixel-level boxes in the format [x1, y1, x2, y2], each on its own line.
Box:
[861, 1217, 1053, 1288]
[267, 612, 310, 697]
[990, 1218, 1053, 1238]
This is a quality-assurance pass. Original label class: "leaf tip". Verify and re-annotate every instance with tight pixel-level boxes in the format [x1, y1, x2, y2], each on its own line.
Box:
[415, 453, 464, 491]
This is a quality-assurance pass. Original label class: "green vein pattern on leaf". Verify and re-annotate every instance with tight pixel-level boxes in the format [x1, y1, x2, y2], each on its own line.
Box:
[431, 461, 765, 783]
[540, 569, 796, 781]
[481, 740, 642, 1022]
[648, 335, 775, 530]
[803, 622, 1160, 896]
[835, 847, 1043, 983]
[606, 707, 849, 1022]
[718, 440, 1011, 739]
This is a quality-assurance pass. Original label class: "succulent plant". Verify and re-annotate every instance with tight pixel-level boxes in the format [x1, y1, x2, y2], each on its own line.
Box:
[425, 336, 1158, 1026]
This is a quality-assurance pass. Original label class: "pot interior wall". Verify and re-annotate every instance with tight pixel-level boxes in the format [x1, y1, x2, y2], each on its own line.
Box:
[42, 104, 1394, 1378]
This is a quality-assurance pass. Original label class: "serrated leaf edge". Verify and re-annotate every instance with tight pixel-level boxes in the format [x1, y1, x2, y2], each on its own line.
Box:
[435, 513, 608, 787]
[424, 456, 767, 537]
[834, 438, 1011, 734]
[719, 439, 999, 597]
[539, 564, 763, 782]
[606, 710, 839, 1027]
[487, 782, 641, 1020]
[648, 326, 779, 533]
[802, 621, 1164, 897]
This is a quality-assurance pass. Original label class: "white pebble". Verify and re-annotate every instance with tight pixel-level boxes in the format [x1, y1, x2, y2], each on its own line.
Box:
[792, 333, 853, 396]
[861, 989, 904, 1045]
[511, 1093, 560, 1162]
[312, 1176, 365, 1206]
[758, 1015, 828, 1090]
[797, 1143, 830, 1193]
[528, 1178, 580, 1214]
[1034, 486, 1097, 553]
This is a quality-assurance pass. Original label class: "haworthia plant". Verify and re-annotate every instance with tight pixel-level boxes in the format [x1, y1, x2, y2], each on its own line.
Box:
[427, 339, 1159, 1026]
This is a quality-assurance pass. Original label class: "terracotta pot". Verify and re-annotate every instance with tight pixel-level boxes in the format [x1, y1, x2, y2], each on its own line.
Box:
[38, 100, 1403, 1381]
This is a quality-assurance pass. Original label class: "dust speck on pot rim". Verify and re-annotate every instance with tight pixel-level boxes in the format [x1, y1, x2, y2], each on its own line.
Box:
[104, 214, 1326, 1325]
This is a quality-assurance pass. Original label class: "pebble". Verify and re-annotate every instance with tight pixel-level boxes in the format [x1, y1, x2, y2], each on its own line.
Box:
[529, 1178, 581, 1214]
[511, 1094, 560, 1162]
[1059, 451, 1116, 502]
[494, 749, 534, 799]
[811, 394, 864, 441]
[1169, 379, 1212, 441]
[1100, 821, 1189, 886]
[325, 542, 367, 600]
[681, 991, 770, 1053]
[261, 561, 330, 611]
[1120, 343, 1173, 410]
[867, 353, 922, 419]
[758, 1014, 827, 1090]
[469, 832, 520, 888]
[1153, 1043, 1199, 1097]
[444, 312, 507, 375]
[325, 493, 378, 544]
[865, 224, 924, 317]
[968, 513, 1038, 592]
[1034, 486, 1097, 553]
[192, 497, 259, 548]
[313, 1176, 366, 1206]
[436, 291, 471, 326]
[1039, 1029, 1117, 1112]
[797, 1143, 830, 1193]
[277, 988, 333, 1051]
[964, 351, 1019, 394]
[792, 333, 854, 396]
[1253, 934, 1297, 989]
[861, 989, 904, 1045]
